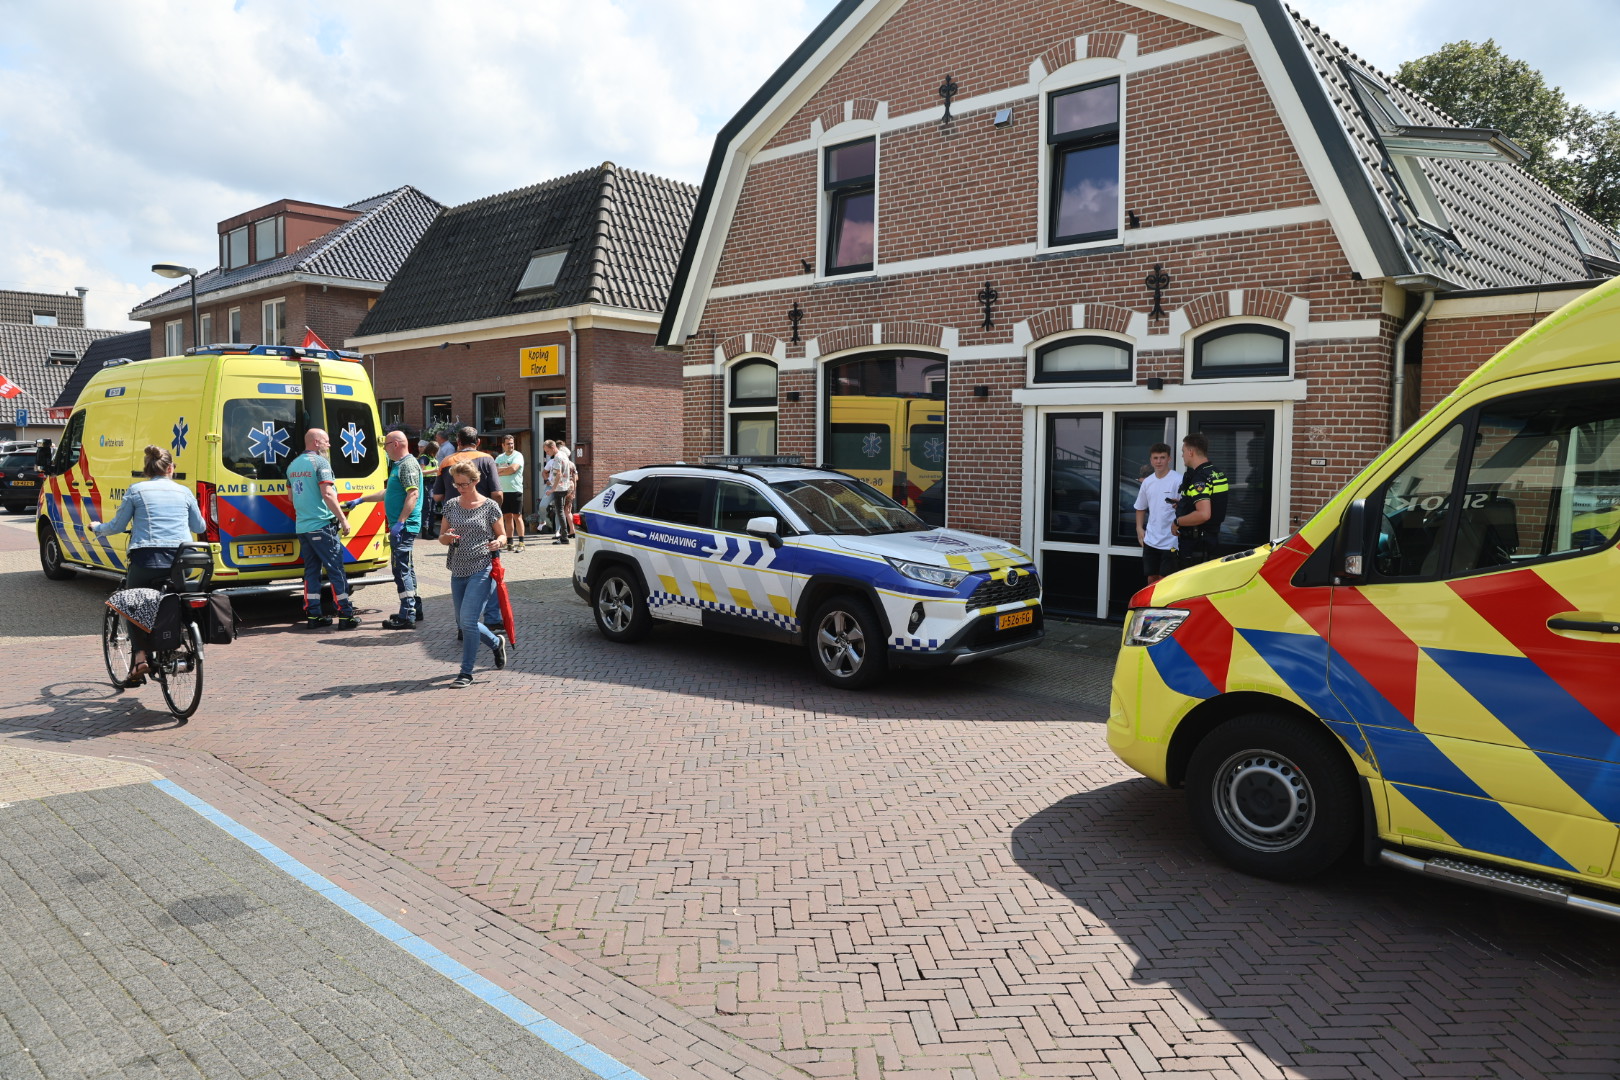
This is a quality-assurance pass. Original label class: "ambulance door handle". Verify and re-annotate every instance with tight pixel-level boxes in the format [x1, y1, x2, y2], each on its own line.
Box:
[1548, 617, 1620, 635]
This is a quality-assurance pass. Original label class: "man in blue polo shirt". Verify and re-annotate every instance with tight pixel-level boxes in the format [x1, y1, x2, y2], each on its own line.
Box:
[287, 428, 358, 629]
[353, 429, 424, 629]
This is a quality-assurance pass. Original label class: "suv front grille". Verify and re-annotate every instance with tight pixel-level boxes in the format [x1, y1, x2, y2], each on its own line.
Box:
[967, 569, 1040, 608]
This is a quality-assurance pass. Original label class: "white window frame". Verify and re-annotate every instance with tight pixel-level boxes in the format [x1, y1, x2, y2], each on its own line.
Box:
[1026, 329, 1136, 388]
[378, 399, 405, 430]
[815, 120, 881, 280]
[199, 312, 214, 345]
[1038, 60, 1127, 255]
[164, 320, 184, 355]
[262, 298, 286, 346]
[1184, 317, 1294, 384]
[224, 226, 249, 269]
[31, 311, 57, 327]
[228, 307, 242, 343]
[253, 215, 283, 263]
[724, 356, 780, 455]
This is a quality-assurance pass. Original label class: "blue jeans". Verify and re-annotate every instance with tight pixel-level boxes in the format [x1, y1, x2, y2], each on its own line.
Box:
[299, 525, 353, 618]
[451, 568, 499, 676]
[390, 529, 417, 618]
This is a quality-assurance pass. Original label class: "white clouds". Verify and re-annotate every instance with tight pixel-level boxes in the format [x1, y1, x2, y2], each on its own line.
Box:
[0, 0, 1611, 333]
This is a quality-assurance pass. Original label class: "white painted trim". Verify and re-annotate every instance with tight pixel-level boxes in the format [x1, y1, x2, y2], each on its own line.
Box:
[1296, 319, 1382, 340]
[131, 272, 386, 320]
[344, 304, 659, 351]
[683, 363, 717, 378]
[1127, 203, 1328, 244]
[1428, 288, 1595, 320]
[1012, 379, 1307, 405]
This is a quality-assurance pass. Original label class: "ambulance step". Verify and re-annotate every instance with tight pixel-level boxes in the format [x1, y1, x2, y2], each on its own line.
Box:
[1379, 849, 1620, 921]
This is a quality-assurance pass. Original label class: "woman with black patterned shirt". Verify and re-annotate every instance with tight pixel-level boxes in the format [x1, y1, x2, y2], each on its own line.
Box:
[438, 461, 507, 687]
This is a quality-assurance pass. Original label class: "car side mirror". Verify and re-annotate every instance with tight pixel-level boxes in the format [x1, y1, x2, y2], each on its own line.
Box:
[1339, 499, 1367, 582]
[35, 440, 54, 473]
[745, 515, 783, 548]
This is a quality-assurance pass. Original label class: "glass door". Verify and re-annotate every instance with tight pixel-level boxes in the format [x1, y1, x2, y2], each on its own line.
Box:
[1189, 410, 1275, 552]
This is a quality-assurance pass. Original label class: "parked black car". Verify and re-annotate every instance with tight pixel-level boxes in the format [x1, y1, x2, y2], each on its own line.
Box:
[0, 451, 43, 513]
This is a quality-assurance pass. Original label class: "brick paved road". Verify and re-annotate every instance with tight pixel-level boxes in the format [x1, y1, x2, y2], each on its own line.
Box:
[2, 518, 1618, 1079]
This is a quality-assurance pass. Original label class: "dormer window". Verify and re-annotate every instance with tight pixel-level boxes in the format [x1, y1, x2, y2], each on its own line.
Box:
[516, 248, 568, 295]
[31, 311, 57, 326]
[223, 226, 249, 269]
[253, 215, 284, 263]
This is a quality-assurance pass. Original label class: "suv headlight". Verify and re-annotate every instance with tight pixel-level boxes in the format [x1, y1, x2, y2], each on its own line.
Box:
[887, 558, 968, 589]
[1123, 607, 1190, 646]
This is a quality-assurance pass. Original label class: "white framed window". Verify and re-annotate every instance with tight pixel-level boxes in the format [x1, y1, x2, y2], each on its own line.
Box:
[253, 215, 283, 263]
[262, 299, 286, 346]
[31, 311, 57, 326]
[515, 248, 567, 294]
[1189, 323, 1291, 381]
[164, 320, 184, 355]
[726, 357, 778, 455]
[823, 137, 876, 275]
[1045, 77, 1121, 247]
[228, 307, 242, 343]
[223, 226, 249, 269]
[199, 312, 214, 344]
[1032, 333, 1134, 385]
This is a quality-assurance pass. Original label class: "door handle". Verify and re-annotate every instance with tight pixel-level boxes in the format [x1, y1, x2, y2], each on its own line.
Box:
[628, 529, 647, 539]
[1548, 616, 1620, 634]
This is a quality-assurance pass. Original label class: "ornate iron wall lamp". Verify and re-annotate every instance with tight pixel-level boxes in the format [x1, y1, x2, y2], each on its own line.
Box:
[977, 280, 999, 329]
[1144, 264, 1171, 318]
[939, 74, 959, 124]
[787, 301, 804, 344]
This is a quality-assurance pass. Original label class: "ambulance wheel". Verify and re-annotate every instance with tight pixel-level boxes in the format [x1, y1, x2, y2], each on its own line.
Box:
[40, 527, 76, 580]
[809, 595, 887, 690]
[592, 566, 650, 643]
[1185, 714, 1357, 881]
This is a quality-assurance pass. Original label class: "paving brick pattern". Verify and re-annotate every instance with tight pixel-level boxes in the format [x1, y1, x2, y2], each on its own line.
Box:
[2, 532, 1618, 1078]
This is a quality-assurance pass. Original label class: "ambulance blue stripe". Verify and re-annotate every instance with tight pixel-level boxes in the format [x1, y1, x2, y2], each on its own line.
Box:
[57, 493, 105, 568]
[1532, 752, 1620, 822]
[1359, 726, 1493, 800]
[1237, 628, 1345, 722]
[1391, 784, 1578, 873]
[1422, 647, 1620, 764]
[1322, 719, 1369, 760]
[1147, 638, 1220, 699]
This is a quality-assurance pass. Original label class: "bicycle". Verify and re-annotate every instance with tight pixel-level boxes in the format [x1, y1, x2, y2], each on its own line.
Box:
[102, 541, 213, 719]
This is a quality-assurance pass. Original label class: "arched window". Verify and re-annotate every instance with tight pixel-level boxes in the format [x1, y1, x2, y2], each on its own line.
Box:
[823, 351, 946, 526]
[727, 358, 778, 455]
[1033, 335, 1132, 383]
[1191, 324, 1290, 380]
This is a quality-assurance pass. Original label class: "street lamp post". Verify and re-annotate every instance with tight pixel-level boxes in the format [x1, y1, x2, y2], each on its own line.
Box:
[151, 263, 200, 350]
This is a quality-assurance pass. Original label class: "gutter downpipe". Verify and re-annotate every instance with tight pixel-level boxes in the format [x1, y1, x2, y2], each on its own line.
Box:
[1392, 289, 1434, 441]
[568, 316, 579, 465]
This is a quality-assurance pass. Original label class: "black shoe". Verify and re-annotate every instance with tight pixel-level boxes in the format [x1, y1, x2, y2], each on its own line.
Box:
[381, 614, 417, 630]
[451, 673, 473, 688]
[491, 637, 507, 669]
[303, 615, 333, 628]
[336, 616, 361, 630]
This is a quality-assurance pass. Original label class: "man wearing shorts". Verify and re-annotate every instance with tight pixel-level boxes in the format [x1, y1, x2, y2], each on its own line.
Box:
[495, 434, 526, 554]
[1133, 442, 1181, 585]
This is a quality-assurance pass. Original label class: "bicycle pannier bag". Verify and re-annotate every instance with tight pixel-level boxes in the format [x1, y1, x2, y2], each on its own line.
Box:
[203, 592, 238, 645]
[149, 593, 186, 652]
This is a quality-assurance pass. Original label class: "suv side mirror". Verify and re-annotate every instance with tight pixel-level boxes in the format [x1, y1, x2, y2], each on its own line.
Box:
[35, 440, 54, 473]
[1339, 499, 1367, 582]
[745, 515, 783, 548]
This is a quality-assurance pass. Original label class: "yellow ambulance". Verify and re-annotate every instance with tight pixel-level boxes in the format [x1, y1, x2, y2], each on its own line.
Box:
[1110, 277, 1620, 919]
[825, 395, 946, 522]
[37, 344, 389, 594]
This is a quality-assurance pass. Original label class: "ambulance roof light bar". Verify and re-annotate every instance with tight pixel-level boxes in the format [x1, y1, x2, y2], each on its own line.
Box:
[184, 343, 364, 362]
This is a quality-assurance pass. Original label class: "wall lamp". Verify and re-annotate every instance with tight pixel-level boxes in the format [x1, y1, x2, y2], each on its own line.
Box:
[439, 341, 471, 350]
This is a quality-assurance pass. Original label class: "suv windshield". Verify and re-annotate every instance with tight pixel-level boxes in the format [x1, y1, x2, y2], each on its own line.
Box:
[771, 477, 926, 536]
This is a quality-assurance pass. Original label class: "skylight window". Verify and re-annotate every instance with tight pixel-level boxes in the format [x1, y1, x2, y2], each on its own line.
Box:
[1558, 206, 1594, 255]
[516, 248, 567, 294]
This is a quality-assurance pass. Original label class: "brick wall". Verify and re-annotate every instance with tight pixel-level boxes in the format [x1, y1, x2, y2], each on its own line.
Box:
[1419, 312, 1553, 414]
[143, 284, 377, 355]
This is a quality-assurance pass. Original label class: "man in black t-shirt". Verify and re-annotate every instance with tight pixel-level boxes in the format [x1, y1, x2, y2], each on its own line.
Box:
[1173, 432, 1229, 567]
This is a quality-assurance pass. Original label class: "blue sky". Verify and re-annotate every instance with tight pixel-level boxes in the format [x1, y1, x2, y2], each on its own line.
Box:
[0, 0, 1612, 332]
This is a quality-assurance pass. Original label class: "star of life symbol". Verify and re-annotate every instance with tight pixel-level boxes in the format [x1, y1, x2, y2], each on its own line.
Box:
[171, 417, 189, 456]
[861, 432, 883, 458]
[922, 436, 944, 464]
[339, 422, 367, 464]
[247, 421, 290, 464]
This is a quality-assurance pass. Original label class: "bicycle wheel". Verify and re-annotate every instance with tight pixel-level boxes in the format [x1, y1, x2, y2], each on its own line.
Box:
[157, 622, 204, 719]
[103, 606, 133, 689]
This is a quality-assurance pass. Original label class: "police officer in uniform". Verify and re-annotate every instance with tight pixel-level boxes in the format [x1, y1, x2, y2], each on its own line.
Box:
[1172, 432, 1229, 568]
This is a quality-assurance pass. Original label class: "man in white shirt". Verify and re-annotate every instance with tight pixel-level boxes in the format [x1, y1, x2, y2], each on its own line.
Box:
[543, 440, 577, 543]
[1132, 442, 1182, 585]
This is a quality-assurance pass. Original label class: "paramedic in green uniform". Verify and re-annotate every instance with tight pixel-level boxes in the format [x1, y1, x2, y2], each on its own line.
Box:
[287, 428, 358, 629]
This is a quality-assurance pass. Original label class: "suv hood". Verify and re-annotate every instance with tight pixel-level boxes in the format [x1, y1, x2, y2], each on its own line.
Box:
[828, 528, 1030, 571]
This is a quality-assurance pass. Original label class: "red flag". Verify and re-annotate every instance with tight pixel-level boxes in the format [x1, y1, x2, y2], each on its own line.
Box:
[0, 372, 21, 399]
[302, 327, 331, 351]
[490, 555, 516, 645]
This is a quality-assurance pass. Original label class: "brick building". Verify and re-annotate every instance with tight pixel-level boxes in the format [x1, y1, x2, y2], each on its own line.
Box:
[347, 163, 698, 512]
[658, 0, 1620, 618]
[129, 186, 443, 358]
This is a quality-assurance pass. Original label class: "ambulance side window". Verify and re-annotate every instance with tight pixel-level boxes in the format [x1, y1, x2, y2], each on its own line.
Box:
[326, 400, 380, 479]
[55, 410, 86, 472]
[1371, 423, 1464, 579]
[222, 398, 302, 481]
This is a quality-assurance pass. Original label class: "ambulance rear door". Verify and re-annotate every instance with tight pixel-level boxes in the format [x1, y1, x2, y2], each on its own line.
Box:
[213, 358, 306, 573]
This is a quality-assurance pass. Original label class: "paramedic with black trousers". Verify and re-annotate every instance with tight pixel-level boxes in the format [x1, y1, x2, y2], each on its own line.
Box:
[1172, 433, 1230, 568]
[93, 445, 204, 686]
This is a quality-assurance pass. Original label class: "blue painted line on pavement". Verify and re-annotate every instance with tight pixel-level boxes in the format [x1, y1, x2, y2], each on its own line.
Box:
[151, 778, 650, 1080]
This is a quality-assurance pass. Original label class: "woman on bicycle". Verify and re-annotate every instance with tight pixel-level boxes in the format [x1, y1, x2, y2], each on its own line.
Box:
[94, 445, 205, 686]
[438, 460, 507, 688]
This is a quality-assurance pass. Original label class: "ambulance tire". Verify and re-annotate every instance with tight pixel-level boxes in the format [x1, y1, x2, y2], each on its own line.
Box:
[1185, 714, 1357, 881]
[809, 595, 887, 690]
[40, 526, 77, 580]
[592, 565, 650, 643]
